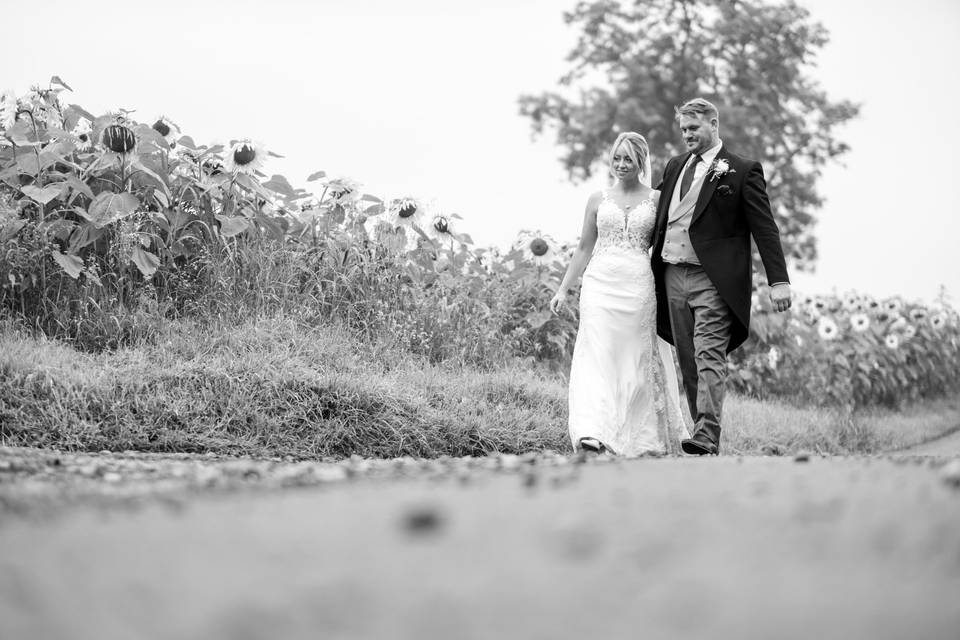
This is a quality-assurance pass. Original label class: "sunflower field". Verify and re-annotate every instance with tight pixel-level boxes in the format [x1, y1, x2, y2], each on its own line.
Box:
[2, 78, 959, 409]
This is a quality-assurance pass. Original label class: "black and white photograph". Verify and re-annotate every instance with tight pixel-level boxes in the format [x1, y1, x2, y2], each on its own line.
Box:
[1, 0, 959, 638]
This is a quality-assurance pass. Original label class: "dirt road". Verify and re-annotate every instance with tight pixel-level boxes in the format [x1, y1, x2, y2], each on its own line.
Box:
[1, 445, 959, 640]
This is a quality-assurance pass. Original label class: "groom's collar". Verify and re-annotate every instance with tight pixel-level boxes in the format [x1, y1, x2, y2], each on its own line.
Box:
[687, 139, 723, 167]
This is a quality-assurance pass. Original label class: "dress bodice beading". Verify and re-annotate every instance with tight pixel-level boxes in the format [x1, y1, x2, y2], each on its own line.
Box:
[593, 191, 656, 258]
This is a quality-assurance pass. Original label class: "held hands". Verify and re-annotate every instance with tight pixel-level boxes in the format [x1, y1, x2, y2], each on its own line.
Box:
[549, 290, 568, 314]
[769, 283, 792, 313]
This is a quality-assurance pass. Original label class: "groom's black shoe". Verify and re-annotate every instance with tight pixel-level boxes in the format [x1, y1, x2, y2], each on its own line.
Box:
[681, 431, 719, 456]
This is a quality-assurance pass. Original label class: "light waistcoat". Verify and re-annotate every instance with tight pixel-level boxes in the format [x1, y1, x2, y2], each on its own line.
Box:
[661, 142, 723, 265]
[661, 165, 708, 264]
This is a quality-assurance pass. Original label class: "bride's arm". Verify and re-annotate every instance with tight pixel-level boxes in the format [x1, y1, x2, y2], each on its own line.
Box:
[550, 192, 601, 313]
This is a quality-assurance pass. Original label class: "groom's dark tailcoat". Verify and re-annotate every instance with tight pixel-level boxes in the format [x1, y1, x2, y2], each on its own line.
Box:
[652, 147, 790, 352]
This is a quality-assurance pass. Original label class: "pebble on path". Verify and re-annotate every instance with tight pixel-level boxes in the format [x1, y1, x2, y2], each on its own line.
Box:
[402, 506, 444, 535]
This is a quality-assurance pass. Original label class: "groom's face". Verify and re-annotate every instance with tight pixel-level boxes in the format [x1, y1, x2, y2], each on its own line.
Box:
[678, 114, 719, 155]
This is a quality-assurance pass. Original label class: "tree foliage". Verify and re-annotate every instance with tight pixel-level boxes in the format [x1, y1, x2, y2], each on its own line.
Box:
[518, 0, 859, 271]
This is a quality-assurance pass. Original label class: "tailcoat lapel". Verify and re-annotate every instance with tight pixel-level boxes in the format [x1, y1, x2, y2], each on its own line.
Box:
[691, 146, 727, 225]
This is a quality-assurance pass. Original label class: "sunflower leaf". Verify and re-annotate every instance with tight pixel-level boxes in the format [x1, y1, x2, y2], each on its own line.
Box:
[0, 219, 27, 243]
[131, 157, 171, 197]
[50, 76, 73, 91]
[66, 104, 97, 123]
[263, 174, 297, 198]
[22, 184, 64, 205]
[215, 214, 249, 238]
[51, 251, 84, 279]
[176, 136, 198, 150]
[86, 191, 140, 228]
[130, 246, 160, 277]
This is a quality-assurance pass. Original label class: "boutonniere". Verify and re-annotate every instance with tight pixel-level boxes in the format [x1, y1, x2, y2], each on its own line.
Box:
[709, 158, 735, 182]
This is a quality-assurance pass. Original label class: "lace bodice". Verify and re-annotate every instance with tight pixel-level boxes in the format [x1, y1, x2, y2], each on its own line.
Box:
[593, 190, 656, 258]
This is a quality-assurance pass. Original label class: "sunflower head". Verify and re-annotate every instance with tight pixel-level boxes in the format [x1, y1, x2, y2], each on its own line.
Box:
[387, 197, 423, 227]
[224, 139, 266, 174]
[152, 116, 180, 145]
[102, 123, 136, 154]
[817, 317, 839, 340]
[885, 334, 900, 349]
[850, 313, 870, 332]
[516, 230, 559, 266]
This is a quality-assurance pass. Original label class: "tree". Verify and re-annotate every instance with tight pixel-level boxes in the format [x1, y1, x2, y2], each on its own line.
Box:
[518, 0, 859, 272]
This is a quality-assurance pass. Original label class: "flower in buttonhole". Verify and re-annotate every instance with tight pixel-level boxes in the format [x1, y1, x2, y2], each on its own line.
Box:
[224, 139, 266, 174]
[931, 313, 947, 331]
[767, 346, 781, 370]
[152, 116, 180, 146]
[70, 117, 93, 151]
[850, 313, 870, 333]
[817, 316, 839, 341]
[515, 230, 559, 266]
[902, 324, 917, 340]
[0, 90, 18, 130]
[885, 334, 900, 350]
[101, 120, 137, 154]
[387, 197, 423, 228]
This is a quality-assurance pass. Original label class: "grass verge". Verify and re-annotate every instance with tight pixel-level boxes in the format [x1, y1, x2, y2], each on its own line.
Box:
[2, 316, 958, 459]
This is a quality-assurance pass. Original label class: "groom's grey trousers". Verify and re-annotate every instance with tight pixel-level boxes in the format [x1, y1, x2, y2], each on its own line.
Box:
[664, 263, 733, 445]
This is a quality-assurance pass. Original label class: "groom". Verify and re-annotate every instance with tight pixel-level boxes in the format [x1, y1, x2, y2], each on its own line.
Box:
[652, 98, 792, 455]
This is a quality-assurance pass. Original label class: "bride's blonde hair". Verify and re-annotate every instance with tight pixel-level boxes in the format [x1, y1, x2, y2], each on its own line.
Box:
[608, 132, 649, 180]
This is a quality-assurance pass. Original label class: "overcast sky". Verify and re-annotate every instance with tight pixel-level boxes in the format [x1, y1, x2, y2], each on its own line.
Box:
[4, 0, 958, 303]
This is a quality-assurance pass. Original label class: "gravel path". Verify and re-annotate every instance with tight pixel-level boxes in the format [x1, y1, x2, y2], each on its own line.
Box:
[2, 445, 959, 640]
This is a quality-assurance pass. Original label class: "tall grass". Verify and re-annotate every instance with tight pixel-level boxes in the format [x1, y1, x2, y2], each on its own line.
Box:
[3, 316, 957, 459]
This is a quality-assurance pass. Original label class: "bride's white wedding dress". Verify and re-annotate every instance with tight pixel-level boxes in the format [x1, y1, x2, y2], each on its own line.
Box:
[568, 190, 689, 456]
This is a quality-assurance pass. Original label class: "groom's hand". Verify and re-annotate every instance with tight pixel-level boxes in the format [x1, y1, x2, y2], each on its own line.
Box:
[769, 283, 792, 313]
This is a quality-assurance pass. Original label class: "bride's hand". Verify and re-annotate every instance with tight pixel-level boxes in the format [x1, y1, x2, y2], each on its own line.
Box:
[549, 291, 568, 314]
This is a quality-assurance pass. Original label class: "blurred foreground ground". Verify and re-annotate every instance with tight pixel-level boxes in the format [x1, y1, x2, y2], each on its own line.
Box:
[1, 439, 959, 640]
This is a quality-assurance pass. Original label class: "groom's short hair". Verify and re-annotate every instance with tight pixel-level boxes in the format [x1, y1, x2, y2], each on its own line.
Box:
[676, 98, 719, 123]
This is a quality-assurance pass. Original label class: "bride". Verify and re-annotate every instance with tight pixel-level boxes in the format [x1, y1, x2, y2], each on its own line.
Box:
[550, 132, 689, 456]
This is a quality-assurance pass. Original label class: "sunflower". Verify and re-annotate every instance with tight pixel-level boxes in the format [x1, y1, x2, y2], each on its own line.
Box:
[71, 117, 93, 151]
[152, 116, 180, 145]
[817, 317, 839, 341]
[842, 293, 864, 313]
[0, 90, 18, 130]
[883, 298, 902, 314]
[931, 313, 947, 331]
[850, 313, 870, 333]
[386, 197, 423, 228]
[101, 122, 137, 154]
[902, 324, 916, 340]
[909, 308, 928, 322]
[885, 334, 900, 350]
[428, 213, 457, 241]
[224, 139, 266, 174]
[767, 347, 781, 370]
[516, 230, 559, 266]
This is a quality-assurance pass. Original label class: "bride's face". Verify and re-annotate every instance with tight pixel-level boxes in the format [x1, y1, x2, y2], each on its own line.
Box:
[678, 114, 718, 154]
[611, 143, 640, 181]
